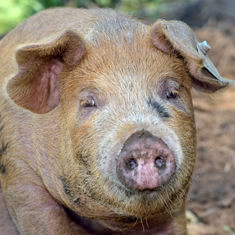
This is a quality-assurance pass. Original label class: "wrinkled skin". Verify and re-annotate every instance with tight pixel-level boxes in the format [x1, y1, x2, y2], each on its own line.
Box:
[0, 8, 232, 235]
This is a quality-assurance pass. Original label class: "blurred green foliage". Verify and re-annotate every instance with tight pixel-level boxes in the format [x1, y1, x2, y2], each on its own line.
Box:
[0, 0, 189, 35]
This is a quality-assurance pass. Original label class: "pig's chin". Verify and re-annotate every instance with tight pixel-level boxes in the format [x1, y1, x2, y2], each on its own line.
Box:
[63, 178, 185, 233]
[62, 167, 189, 233]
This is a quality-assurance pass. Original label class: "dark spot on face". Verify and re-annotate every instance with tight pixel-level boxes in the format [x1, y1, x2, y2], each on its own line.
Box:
[125, 190, 135, 197]
[0, 163, 6, 174]
[77, 153, 92, 176]
[0, 142, 9, 174]
[147, 97, 170, 118]
[61, 178, 72, 196]
[77, 153, 88, 167]
[0, 142, 9, 156]
[64, 185, 70, 195]
[61, 178, 85, 205]
[2, 142, 8, 153]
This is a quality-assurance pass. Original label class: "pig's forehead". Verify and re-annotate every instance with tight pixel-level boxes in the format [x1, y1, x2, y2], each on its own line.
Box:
[78, 14, 190, 88]
[77, 36, 191, 90]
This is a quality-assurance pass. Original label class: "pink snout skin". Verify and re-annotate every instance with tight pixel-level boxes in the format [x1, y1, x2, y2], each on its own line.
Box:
[116, 130, 176, 191]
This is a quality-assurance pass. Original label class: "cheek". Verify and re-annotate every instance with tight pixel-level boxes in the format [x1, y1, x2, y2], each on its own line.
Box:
[180, 87, 194, 112]
[168, 106, 197, 161]
[171, 93, 195, 140]
[70, 111, 102, 158]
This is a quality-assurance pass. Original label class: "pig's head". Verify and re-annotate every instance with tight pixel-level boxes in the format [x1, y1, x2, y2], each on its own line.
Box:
[7, 15, 232, 230]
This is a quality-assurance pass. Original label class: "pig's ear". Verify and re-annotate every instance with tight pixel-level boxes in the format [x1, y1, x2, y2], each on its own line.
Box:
[151, 20, 233, 93]
[7, 30, 86, 114]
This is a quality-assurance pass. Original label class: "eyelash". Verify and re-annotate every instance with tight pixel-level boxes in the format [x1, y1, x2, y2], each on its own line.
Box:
[166, 90, 179, 99]
[81, 99, 96, 107]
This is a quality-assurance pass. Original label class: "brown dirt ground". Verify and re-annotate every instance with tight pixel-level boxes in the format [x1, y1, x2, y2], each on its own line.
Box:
[187, 28, 235, 235]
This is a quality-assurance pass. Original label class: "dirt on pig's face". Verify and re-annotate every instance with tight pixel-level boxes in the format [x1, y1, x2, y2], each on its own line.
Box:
[59, 31, 196, 225]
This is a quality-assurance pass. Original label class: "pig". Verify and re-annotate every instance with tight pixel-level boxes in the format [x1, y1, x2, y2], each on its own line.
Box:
[0, 7, 233, 235]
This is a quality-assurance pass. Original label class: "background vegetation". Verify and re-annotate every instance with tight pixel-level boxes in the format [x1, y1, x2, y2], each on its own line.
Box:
[0, 0, 192, 34]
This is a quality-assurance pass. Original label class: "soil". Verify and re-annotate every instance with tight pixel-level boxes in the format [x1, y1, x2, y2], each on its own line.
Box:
[186, 24, 235, 235]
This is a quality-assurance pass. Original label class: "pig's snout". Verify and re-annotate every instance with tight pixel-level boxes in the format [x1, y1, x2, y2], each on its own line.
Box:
[116, 130, 176, 191]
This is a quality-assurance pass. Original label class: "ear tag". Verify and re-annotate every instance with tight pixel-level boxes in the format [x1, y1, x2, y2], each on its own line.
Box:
[196, 41, 223, 82]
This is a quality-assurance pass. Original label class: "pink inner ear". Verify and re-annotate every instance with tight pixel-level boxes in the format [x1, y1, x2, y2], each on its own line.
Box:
[46, 62, 61, 112]
[152, 23, 174, 55]
[153, 39, 171, 54]
[26, 59, 63, 114]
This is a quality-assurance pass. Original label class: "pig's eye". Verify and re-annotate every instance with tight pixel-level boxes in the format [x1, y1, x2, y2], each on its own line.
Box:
[166, 90, 178, 99]
[81, 99, 96, 107]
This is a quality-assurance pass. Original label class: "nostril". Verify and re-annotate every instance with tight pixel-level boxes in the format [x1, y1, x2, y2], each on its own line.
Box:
[126, 158, 138, 170]
[155, 156, 166, 169]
